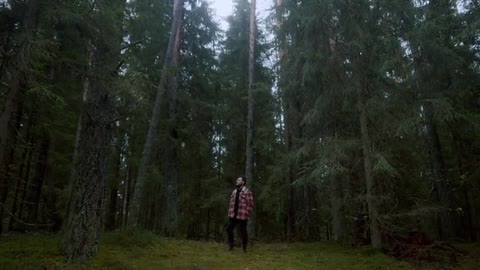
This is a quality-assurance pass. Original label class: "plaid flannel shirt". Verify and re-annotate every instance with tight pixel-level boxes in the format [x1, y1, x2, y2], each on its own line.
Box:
[227, 186, 254, 220]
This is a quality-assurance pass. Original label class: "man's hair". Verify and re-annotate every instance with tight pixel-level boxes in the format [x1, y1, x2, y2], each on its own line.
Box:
[239, 176, 247, 185]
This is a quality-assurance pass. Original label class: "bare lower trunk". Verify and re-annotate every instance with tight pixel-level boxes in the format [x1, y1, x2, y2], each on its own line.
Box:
[356, 71, 382, 249]
[163, 142, 178, 235]
[286, 164, 295, 239]
[245, 0, 256, 236]
[62, 0, 122, 260]
[105, 129, 122, 231]
[274, 0, 294, 240]
[62, 73, 114, 263]
[304, 184, 311, 239]
[25, 132, 49, 223]
[330, 174, 345, 242]
[0, 102, 23, 233]
[161, 2, 183, 236]
[121, 167, 131, 228]
[15, 140, 34, 232]
[105, 183, 119, 231]
[423, 101, 453, 240]
[0, 0, 39, 173]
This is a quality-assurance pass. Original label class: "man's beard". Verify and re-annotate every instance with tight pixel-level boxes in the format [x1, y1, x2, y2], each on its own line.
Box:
[236, 183, 243, 187]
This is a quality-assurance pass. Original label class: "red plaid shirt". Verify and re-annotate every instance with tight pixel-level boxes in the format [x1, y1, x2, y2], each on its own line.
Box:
[227, 186, 254, 220]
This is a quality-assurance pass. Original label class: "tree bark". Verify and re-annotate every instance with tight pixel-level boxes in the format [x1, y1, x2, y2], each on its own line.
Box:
[0, 97, 25, 234]
[105, 128, 123, 231]
[129, 0, 184, 228]
[274, 0, 295, 240]
[355, 57, 382, 249]
[25, 131, 49, 223]
[0, 0, 39, 234]
[245, 0, 256, 235]
[423, 101, 453, 239]
[62, 0, 124, 262]
[0, 0, 39, 173]
[162, 10, 183, 235]
[330, 173, 345, 242]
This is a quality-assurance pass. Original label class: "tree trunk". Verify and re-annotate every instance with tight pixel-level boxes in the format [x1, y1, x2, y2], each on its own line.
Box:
[25, 131, 49, 224]
[129, 0, 184, 228]
[423, 101, 453, 240]
[0, 102, 24, 233]
[274, 0, 294, 240]
[15, 139, 34, 232]
[105, 128, 122, 231]
[162, 15, 183, 235]
[0, 0, 39, 175]
[121, 166, 131, 228]
[355, 61, 382, 249]
[330, 174, 345, 242]
[62, 0, 123, 262]
[62, 66, 115, 262]
[245, 0, 256, 236]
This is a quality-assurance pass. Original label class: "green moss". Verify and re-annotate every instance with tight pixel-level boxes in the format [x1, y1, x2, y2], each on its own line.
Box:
[0, 233, 478, 270]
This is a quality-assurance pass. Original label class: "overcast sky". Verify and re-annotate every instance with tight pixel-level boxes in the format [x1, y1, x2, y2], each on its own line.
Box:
[210, 0, 272, 30]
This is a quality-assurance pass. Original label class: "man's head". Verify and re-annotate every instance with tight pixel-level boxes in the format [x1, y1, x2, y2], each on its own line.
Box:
[236, 176, 247, 187]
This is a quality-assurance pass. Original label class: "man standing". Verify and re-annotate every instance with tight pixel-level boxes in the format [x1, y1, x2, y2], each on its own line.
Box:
[227, 176, 254, 252]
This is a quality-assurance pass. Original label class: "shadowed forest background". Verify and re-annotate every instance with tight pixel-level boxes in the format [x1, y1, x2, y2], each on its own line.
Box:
[0, 0, 479, 268]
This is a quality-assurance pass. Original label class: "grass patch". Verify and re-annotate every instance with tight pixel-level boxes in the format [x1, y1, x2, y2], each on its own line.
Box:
[0, 232, 478, 269]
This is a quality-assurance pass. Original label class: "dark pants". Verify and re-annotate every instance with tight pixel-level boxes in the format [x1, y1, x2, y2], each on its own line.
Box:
[227, 218, 248, 250]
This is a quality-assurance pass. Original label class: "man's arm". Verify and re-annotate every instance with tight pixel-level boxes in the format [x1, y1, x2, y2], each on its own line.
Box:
[246, 190, 254, 215]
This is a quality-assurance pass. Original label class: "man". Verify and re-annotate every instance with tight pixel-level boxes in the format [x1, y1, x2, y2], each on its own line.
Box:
[226, 176, 254, 252]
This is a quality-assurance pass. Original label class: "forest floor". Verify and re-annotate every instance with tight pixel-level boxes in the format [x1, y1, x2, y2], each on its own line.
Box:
[0, 231, 479, 270]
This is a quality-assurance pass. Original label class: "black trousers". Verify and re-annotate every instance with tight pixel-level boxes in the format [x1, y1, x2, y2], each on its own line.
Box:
[227, 218, 248, 250]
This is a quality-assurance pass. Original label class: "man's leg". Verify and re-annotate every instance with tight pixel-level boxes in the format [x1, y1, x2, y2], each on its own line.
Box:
[226, 218, 236, 250]
[239, 219, 248, 252]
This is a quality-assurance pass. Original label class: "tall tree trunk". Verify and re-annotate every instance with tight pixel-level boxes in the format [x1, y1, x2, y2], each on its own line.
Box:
[355, 59, 382, 249]
[0, 0, 39, 173]
[105, 127, 123, 231]
[8, 139, 30, 230]
[121, 166, 131, 228]
[423, 101, 453, 239]
[62, 0, 124, 262]
[330, 173, 345, 242]
[25, 131, 49, 224]
[245, 0, 256, 235]
[0, 102, 24, 233]
[162, 16, 183, 235]
[0, 0, 39, 234]
[16, 139, 34, 232]
[62, 57, 115, 262]
[129, 0, 184, 228]
[274, 0, 295, 240]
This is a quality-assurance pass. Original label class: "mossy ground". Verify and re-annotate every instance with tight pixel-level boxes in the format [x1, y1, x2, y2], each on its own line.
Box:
[0, 232, 478, 270]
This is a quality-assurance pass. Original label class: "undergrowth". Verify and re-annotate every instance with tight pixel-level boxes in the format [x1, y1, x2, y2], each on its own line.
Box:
[0, 232, 478, 270]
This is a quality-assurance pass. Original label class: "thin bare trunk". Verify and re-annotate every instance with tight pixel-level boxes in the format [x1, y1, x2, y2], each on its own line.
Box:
[162, 9, 183, 235]
[330, 173, 345, 242]
[356, 74, 382, 249]
[25, 132, 49, 223]
[0, 0, 39, 177]
[423, 101, 453, 239]
[245, 0, 256, 236]
[121, 166, 130, 228]
[16, 140, 34, 232]
[129, 0, 184, 228]
[105, 126, 123, 231]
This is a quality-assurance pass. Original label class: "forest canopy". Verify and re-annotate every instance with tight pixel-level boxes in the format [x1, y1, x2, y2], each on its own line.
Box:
[0, 0, 479, 264]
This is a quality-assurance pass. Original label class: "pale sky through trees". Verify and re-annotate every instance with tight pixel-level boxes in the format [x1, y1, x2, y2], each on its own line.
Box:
[210, 0, 272, 30]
